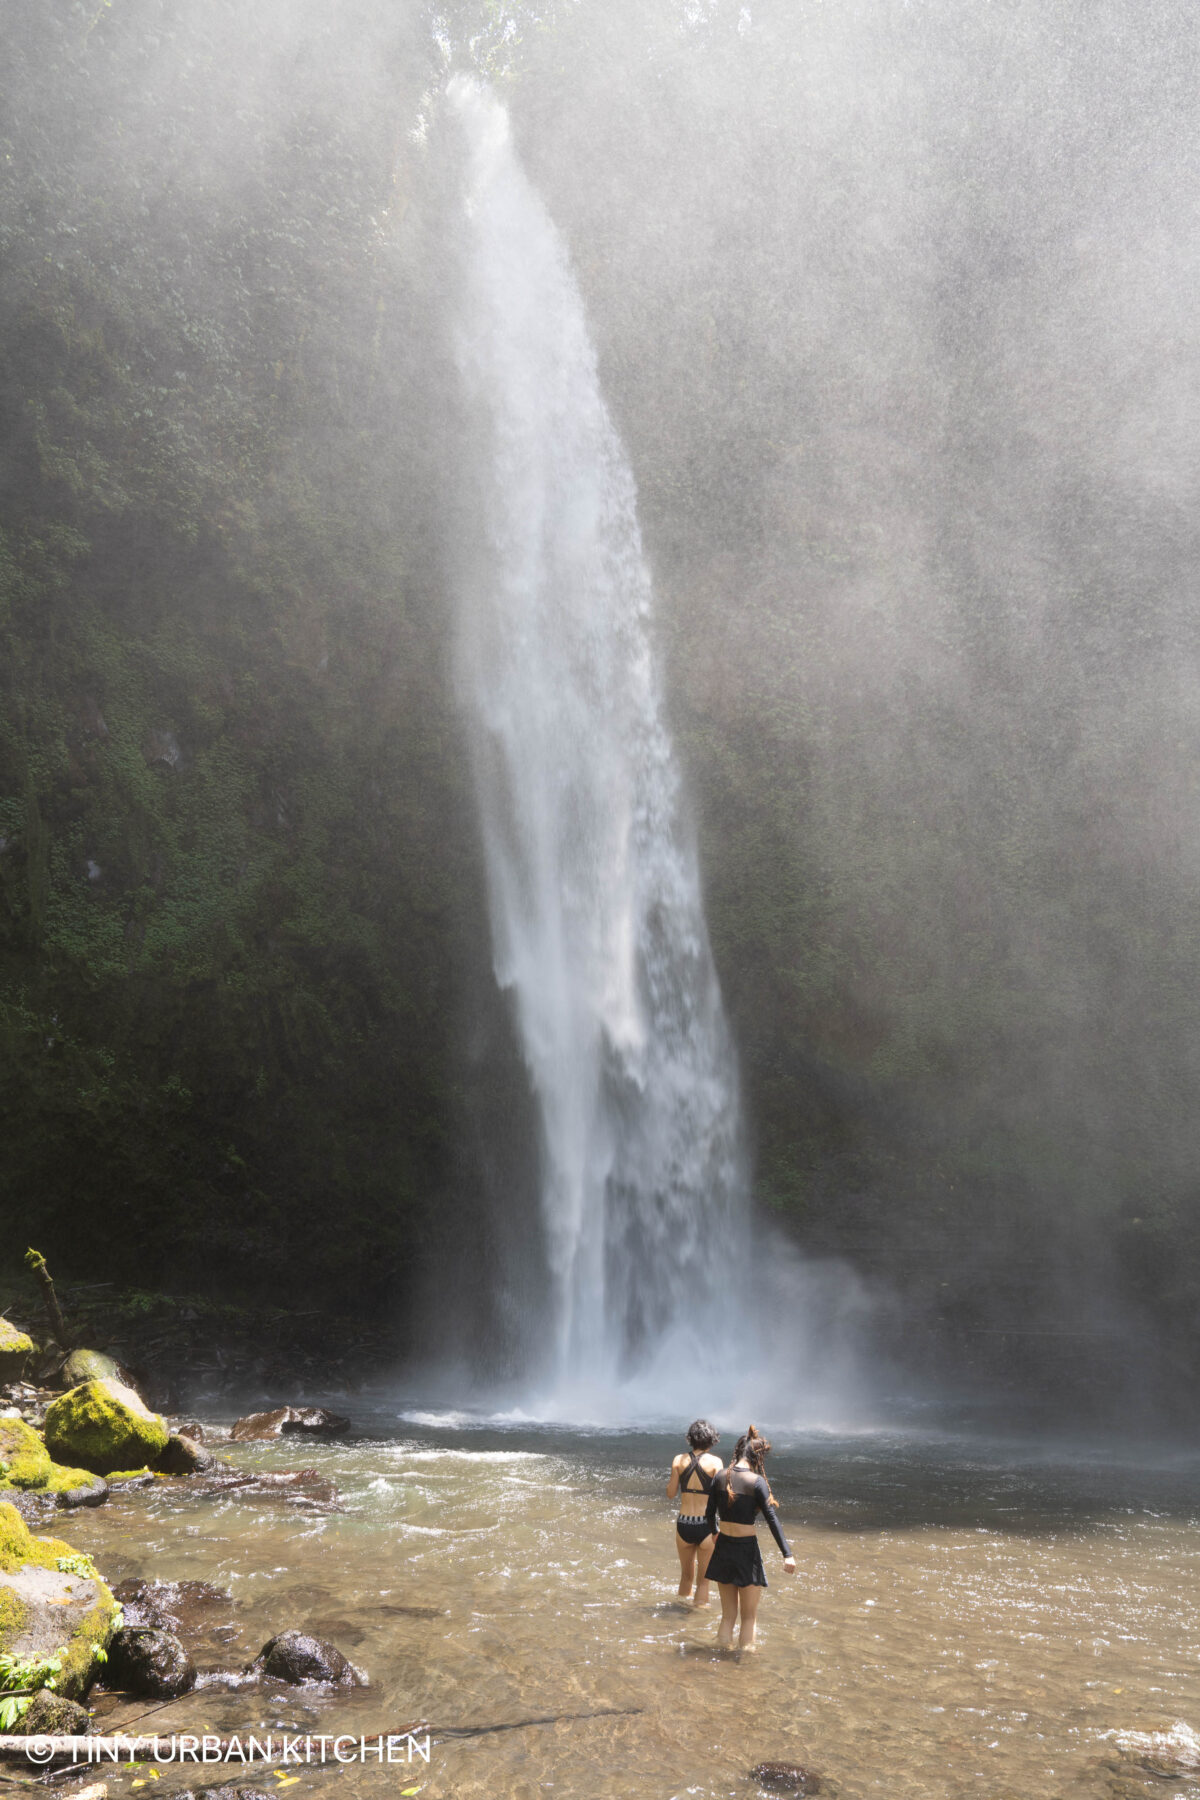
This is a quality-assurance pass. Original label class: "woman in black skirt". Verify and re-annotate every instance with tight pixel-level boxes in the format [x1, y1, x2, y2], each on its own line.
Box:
[703, 1424, 795, 1649]
[666, 1419, 723, 1605]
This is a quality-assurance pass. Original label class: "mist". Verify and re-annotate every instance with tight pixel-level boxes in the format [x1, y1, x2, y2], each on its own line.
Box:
[3, 0, 1200, 1429]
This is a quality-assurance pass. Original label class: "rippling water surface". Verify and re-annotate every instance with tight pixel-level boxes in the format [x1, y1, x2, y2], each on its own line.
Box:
[56, 1402, 1200, 1800]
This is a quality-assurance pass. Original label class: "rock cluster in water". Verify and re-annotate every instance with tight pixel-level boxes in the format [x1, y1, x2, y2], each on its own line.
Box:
[0, 1307, 365, 1730]
[229, 1406, 350, 1442]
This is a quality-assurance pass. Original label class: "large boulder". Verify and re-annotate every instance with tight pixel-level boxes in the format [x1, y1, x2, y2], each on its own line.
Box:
[0, 1319, 34, 1384]
[0, 1500, 120, 1703]
[106, 1625, 196, 1698]
[43, 1379, 169, 1475]
[250, 1630, 366, 1687]
[61, 1349, 126, 1390]
[230, 1407, 350, 1443]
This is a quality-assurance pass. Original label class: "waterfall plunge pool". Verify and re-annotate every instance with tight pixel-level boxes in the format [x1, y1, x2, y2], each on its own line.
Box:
[53, 1404, 1200, 1800]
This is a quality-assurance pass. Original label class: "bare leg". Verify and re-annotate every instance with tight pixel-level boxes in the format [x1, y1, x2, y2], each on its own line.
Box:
[693, 1533, 716, 1607]
[737, 1583, 763, 1651]
[675, 1532, 697, 1600]
[716, 1582, 739, 1649]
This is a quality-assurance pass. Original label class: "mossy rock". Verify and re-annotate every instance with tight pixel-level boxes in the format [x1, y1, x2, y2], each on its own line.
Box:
[0, 1502, 119, 1698]
[0, 1419, 102, 1497]
[0, 1318, 34, 1382]
[43, 1378, 168, 1475]
[0, 1417, 52, 1488]
[45, 1462, 107, 1496]
[61, 1349, 125, 1388]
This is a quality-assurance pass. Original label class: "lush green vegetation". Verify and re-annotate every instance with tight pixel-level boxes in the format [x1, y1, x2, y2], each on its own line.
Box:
[0, 0, 493, 1322]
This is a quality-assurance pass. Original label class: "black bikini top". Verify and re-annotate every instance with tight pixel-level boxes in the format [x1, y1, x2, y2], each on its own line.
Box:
[680, 1450, 715, 1495]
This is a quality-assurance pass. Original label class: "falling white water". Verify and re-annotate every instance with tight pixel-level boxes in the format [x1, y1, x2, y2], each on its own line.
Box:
[448, 77, 746, 1401]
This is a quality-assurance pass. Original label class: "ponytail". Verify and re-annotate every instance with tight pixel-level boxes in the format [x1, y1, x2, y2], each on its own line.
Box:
[727, 1423, 772, 1502]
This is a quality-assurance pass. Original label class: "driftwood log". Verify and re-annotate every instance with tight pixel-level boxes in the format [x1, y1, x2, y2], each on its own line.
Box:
[23, 1249, 72, 1351]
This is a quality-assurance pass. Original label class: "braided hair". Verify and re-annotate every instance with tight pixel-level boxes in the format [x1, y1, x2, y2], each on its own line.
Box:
[725, 1422, 772, 1507]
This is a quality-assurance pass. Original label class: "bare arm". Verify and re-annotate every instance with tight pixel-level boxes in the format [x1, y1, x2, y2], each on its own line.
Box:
[666, 1455, 681, 1500]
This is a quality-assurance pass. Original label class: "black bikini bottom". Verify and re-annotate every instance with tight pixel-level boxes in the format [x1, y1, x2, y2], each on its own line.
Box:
[676, 1515, 715, 1547]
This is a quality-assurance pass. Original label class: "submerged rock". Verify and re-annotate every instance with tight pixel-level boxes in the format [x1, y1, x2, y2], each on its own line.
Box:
[112, 1577, 230, 1635]
[107, 1625, 197, 1697]
[750, 1765, 822, 1795]
[44, 1378, 169, 1475]
[188, 1467, 340, 1510]
[0, 1499, 120, 1699]
[230, 1407, 350, 1443]
[251, 1629, 366, 1687]
[0, 1319, 34, 1383]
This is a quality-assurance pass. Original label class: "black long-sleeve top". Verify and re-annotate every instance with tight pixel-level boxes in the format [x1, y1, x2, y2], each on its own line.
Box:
[704, 1465, 792, 1558]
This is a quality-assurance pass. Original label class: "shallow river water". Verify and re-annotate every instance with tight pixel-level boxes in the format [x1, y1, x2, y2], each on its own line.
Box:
[48, 1404, 1200, 1800]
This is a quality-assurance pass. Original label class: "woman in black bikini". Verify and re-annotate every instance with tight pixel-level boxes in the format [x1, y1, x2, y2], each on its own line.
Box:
[666, 1419, 723, 1607]
[703, 1424, 795, 1650]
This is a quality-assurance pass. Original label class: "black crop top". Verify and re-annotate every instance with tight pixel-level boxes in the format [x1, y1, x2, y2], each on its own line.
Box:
[704, 1465, 792, 1558]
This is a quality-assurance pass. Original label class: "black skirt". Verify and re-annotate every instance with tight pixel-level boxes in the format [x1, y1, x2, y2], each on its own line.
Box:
[704, 1532, 767, 1588]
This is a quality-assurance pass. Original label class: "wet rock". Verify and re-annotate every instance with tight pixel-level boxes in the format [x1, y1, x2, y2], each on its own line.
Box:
[750, 1764, 822, 1795]
[112, 1577, 231, 1636]
[175, 1421, 206, 1443]
[187, 1467, 340, 1510]
[250, 1629, 366, 1687]
[56, 1473, 109, 1509]
[44, 1379, 169, 1475]
[20, 1688, 91, 1734]
[0, 1319, 34, 1383]
[230, 1407, 350, 1443]
[107, 1625, 197, 1697]
[156, 1433, 215, 1475]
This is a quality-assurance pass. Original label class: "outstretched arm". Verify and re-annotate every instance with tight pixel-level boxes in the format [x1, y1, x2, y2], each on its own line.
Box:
[756, 1476, 794, 1559]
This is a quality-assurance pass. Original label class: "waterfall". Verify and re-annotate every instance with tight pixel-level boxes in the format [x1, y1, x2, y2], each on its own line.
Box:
[448, 77, 746, 1400]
